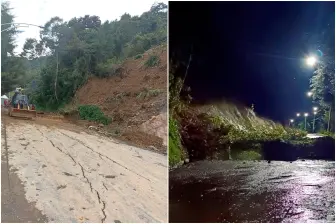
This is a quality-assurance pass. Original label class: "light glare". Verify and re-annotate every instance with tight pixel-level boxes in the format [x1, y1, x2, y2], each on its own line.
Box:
[306, 56, 317, 66]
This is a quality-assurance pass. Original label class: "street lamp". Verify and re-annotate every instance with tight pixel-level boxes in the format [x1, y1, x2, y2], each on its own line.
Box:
[289, 119, 294, 127]
[312, 107, 318, 133]
[304, 113, 309, 131]
[307, 91, 313, 97]
[296, 113, 300, 117]
[313, 111, 317, 133]
[306, 56, 317, 67]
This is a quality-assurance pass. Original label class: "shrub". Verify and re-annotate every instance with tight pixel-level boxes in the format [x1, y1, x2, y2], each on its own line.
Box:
[148, 89, 161, 96]
[319, 130, 335, 138]
[58, 106, 78, 116]
[96, 58, 122, 78]
[78, 105, 112, 125]
[169, 116, 183, 166]
[136, 89, 163, 98]
[134, 54, 143, 59]
[145, 55, 160, 67]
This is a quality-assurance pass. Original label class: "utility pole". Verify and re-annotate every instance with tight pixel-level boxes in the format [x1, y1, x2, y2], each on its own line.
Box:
[305, 116, 307, 130]
[304, 113, 308, 131]
[313, 112, 316, 133]
[1, 23, 44, 32]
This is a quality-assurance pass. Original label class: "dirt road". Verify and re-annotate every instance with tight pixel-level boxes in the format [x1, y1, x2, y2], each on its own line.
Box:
[1, 120, 168, 223]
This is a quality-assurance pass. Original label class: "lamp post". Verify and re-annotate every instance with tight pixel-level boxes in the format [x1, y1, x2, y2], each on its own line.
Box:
[304, 113, 309, 131]
[313, 111, 317, 133]
[295, 113, 301, 129]
[313, 107, 318, 133]
[289, 119, 294, 127]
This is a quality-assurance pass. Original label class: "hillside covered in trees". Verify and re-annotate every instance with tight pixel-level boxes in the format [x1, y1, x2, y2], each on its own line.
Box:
[1, 1, 167, 111]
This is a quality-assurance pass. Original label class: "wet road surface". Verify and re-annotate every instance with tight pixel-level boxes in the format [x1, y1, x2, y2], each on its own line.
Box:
[1, 121, 168, 223]
[169, 160, 335, 223]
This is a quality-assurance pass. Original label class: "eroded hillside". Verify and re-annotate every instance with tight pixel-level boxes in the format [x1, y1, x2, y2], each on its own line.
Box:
[74, 45, 167, 150]
[170, 100, 308, 165]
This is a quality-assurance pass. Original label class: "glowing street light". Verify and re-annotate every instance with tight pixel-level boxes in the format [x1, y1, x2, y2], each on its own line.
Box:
[306, 56, 317, 67]
[304, 113, 308, 131]
[296, 113, 300, 117]
[289, 119, 294, 127]
[307, 91, 313, 97]
[313, 109, 318, 133]
[288, 119, 294, 127]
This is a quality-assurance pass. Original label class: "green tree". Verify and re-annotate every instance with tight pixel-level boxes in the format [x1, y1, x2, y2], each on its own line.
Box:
[26, 2, 167, 110]
[309, 15, 335, 132]
[1, 2, 28, 94]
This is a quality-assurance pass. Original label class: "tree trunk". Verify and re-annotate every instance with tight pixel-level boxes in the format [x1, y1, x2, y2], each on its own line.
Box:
[327, 105, 331, 132]
[179, 45, 193, 95]
[54, 51, 59, 102]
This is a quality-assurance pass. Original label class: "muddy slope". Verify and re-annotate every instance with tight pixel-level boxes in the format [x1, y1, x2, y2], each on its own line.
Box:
[75, 45, 167, 149]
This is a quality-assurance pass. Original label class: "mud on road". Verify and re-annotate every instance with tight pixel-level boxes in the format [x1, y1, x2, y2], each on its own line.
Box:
[170, 160, 335, 223]
[1, 118, 168, 223]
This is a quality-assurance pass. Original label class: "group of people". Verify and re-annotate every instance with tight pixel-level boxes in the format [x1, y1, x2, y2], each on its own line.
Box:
[3, 90, 24, 109]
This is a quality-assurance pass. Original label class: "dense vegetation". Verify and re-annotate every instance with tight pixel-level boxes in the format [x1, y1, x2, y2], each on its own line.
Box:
[1, 2, 167, 111]
[1, 2, 28, 94]
[308, 14, 335, 133]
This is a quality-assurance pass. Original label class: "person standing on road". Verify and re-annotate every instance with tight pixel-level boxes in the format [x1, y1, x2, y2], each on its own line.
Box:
[11, 90, 19, 108]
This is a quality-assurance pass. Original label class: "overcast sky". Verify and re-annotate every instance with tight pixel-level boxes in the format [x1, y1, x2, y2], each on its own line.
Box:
[6, 0, 167, 54]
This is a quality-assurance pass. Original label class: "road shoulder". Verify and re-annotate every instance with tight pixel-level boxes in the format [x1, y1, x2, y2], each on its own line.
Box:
[1, 142, 48, 222]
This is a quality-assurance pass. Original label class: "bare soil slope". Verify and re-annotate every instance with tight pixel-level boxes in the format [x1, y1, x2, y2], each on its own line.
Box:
[75, 45, 167, 150]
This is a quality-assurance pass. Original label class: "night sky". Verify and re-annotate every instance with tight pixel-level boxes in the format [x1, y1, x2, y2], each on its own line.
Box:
[169, 1, 335, 123]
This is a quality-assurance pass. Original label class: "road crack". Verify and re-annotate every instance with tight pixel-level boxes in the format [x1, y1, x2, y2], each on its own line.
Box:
[95, 190, 101, 203]
[101, 201, 107, 223]
[79, 163, 107, 223]
[78, 163, 93, 193]
[59, 131, 151, 182]
[33, 126, 108, 222]
[35, 127, 77, 166]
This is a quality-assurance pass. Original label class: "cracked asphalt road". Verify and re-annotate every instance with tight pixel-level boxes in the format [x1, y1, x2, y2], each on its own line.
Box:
[1, 121, 168, 223]
[170, 160, 335, 223]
